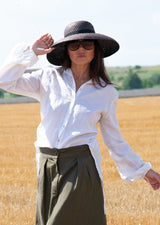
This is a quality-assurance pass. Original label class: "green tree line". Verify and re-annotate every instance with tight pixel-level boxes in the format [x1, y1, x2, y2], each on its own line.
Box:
[112, 69, 160, 90]
[0, 67, 160, 98]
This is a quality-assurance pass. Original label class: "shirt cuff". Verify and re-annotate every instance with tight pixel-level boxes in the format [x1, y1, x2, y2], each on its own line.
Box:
[4, 42, 39, 68]
[121, 162, 152, 183]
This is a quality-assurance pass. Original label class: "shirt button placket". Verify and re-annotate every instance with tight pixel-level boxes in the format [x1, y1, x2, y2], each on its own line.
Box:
[57, 93, 75, 147]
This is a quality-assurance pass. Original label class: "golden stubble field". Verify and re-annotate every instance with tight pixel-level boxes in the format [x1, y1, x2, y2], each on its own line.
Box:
[0, 96, 160, 225]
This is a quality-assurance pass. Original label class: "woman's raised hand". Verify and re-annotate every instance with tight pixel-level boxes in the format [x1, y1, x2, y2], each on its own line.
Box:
[32, 33, 54, 56]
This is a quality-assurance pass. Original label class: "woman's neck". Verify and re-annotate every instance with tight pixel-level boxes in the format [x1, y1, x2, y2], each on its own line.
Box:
[71, 64, 90, 81]
[71, 64, 91, 92]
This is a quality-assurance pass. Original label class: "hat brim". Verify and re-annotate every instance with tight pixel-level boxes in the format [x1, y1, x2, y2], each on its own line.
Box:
[47, 33, 120, 66]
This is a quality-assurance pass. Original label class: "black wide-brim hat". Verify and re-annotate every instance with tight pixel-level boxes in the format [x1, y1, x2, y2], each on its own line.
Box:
[47, 20, 120, 66]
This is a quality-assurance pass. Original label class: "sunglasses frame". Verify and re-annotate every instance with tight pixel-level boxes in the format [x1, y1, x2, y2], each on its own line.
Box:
[67, 40, 95, 51]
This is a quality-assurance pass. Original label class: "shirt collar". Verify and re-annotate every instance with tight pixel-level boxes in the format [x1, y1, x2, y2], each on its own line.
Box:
[64, 68, 93, 84]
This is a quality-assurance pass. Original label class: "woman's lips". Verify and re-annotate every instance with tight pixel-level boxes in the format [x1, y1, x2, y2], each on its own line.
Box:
[77, 53, 86, 57]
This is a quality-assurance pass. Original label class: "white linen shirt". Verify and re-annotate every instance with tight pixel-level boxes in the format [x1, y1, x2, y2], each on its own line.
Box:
[0, 43, 151, 182]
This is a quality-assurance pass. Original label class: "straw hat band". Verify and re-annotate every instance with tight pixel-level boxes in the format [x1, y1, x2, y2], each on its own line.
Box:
[65, 29, 95, 37]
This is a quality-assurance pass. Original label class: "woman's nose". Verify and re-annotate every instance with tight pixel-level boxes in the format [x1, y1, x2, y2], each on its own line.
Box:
[78, 44, 85, 50]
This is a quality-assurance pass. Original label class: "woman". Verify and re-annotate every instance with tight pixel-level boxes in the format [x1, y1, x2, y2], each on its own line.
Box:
[0, 20, 160, 225]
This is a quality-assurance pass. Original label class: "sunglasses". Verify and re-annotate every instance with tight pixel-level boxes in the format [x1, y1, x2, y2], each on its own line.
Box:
[67, 40, 95, 51]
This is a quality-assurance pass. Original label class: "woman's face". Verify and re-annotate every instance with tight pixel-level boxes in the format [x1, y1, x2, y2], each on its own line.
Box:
[67, 40, 95, 67]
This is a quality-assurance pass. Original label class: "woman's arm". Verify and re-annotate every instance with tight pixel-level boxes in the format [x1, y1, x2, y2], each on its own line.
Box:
[0, 34, 54, 100]
[99, 88, 160, 190]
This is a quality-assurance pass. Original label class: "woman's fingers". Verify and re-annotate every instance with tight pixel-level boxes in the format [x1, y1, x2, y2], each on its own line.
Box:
[41, 34, 53, 46]
[32, 34, 54, 55]
[42, 46, 55, 54]
[144, 169, 160, 190]
[39, 34, 54, 48]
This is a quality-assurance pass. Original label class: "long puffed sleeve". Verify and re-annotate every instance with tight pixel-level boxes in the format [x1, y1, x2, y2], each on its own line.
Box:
[0, 42, 42, 101]
[100, 88, 151, 183]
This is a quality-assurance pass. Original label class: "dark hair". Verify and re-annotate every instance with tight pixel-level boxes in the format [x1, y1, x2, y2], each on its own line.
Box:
[62, 41, 112, 87]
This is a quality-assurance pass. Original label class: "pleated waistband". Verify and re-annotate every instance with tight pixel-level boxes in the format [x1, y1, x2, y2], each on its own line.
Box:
[39, 144, 90, 158]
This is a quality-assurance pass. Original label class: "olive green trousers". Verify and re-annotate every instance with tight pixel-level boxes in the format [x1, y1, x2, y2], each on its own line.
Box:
[36, 144, 107, 225]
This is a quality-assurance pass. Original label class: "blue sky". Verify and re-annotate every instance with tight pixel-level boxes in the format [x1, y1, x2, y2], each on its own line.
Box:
[0, 0, 160, 68]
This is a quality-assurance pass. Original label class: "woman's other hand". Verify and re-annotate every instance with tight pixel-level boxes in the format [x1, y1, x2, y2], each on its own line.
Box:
[144, 169, 160, 190]
[32, 33, 54, 56]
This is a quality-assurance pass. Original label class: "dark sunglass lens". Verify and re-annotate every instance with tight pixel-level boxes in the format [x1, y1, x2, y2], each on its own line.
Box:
[68, 41, 79, 51]
[82, 41, 94, 50]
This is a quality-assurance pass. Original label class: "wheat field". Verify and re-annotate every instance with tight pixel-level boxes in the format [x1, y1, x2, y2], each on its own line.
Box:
[0, 96, 160, 225]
